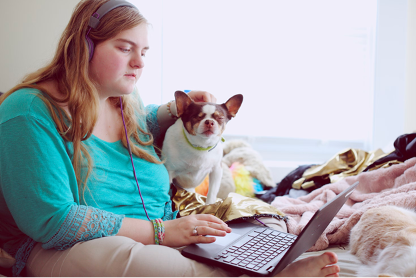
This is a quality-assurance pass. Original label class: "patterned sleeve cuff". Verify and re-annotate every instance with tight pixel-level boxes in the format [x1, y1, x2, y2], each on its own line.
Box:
[42, 205, 124, 251]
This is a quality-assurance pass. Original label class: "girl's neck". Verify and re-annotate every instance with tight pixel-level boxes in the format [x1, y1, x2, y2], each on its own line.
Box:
[92, 98, 123, 143]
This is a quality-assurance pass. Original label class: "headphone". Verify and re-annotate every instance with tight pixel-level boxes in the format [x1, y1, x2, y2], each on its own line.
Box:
[86, 0, 138, 61]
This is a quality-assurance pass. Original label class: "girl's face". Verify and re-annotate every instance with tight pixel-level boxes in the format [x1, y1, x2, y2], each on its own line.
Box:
[89, 23, 149, 99]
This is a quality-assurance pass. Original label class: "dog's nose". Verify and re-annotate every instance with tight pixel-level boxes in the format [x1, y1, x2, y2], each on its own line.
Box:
[205, 119, 214, 127]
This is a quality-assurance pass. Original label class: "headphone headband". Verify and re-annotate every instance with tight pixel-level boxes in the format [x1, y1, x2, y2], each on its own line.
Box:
[88, 0, 138, 29]
[86, 0, 139, 61]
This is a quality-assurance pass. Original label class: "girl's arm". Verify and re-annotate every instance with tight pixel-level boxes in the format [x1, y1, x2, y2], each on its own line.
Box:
[117, 214, 231, 247]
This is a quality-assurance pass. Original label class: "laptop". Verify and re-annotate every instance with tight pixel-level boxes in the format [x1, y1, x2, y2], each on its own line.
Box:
[182, 181, 358, 276]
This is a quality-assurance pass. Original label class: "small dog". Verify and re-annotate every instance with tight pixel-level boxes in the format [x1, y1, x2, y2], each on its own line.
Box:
[162, 90, 243, 205]
[349, 205, 416, 277]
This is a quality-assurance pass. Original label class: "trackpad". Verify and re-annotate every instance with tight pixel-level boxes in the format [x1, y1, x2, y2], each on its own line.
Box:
[206, 232, 242, 247]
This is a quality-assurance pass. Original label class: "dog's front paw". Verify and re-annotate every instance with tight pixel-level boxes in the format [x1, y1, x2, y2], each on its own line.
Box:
[205, 196, 217, 205]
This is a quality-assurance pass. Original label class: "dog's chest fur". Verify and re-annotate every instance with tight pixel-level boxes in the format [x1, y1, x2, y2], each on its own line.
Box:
[162, 119, 223, 190]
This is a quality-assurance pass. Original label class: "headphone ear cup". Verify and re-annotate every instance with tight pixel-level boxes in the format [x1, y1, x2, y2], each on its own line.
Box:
[85, 35, 95, 61]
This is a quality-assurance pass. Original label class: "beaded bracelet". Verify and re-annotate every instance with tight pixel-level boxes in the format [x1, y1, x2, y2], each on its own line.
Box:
[151, 218, 165, 245]
[166, 100, 178, 119]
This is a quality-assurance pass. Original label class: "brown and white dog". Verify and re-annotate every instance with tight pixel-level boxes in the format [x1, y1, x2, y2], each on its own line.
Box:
[162, 91, 243, 205]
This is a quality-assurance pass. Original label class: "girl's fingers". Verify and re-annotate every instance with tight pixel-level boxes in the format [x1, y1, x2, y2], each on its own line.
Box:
[188, 90, 217, 103]
[194, 214, 227, 225]
[195, 221, 230, 233]
[185, 215, 232, 243]
[193, 226, 227, 237]
[192, 235, 216, 244]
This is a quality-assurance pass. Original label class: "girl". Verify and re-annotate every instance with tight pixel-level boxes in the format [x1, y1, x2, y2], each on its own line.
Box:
[0, 0, 340, 276]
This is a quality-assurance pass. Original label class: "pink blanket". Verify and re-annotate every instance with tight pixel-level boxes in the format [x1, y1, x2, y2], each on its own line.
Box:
[271, 157, 416, 251]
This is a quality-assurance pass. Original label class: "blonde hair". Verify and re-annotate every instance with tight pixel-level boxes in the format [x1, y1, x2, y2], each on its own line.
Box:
[0, 0, 162, 201]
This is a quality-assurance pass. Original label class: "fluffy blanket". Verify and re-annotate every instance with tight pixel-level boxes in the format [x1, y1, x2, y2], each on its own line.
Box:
[271, 157, 416, 251]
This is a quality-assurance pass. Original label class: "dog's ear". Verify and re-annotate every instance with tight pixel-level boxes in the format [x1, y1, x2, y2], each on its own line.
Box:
[174, 91, 193, 117]
[224, 94, 243, 117]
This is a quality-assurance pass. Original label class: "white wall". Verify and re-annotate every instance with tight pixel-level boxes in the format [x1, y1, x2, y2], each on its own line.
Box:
[406, 0, 416, 133]
[372, 0, 407, 149]
[0, 0, 80, 93]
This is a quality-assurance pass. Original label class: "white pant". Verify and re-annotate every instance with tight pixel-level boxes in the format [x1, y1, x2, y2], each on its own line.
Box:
[26, 217, 287, 277]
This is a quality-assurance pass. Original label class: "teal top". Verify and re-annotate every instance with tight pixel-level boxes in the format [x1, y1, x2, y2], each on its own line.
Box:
[0, 88, 176, 276]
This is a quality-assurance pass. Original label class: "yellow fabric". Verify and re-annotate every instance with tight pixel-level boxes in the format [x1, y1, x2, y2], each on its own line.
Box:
[293, 148, 401, 190]
[366, 160, 402, 171]
[172, 188, 285, 222]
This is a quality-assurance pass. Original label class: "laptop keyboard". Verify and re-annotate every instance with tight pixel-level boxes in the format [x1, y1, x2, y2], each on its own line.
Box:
[213, 227, 297, 271]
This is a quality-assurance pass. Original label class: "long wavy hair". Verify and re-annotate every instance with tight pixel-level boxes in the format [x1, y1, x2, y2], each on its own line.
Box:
[0, 0, 162, 201]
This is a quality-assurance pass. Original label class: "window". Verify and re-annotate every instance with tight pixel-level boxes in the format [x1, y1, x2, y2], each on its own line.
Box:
[133, 0, 377, 139]
[132, 0, 382, 181]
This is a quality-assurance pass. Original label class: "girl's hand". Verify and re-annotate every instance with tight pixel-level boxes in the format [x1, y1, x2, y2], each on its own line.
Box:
[162, 214, 232, 247]
[187, 90, 217, 103]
